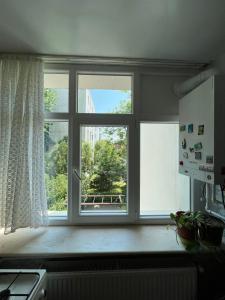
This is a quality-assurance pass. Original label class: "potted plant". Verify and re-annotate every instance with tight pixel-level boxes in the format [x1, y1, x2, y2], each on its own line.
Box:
[170, 211, 203, 241]
[198, 214, 225, 246]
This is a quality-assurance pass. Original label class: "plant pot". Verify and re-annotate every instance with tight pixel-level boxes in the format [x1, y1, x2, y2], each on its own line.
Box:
[198, 225, 224, 246]
[177, 226, 196, 241]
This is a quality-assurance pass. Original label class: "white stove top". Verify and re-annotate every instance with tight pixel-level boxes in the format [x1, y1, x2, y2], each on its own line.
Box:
[0, 269, 46, 300]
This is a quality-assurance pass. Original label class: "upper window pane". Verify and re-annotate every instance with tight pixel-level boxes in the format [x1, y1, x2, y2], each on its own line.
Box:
[77, 74, 132, 114]
[44, 73, 69, 112]
[140, 123, 190, 216]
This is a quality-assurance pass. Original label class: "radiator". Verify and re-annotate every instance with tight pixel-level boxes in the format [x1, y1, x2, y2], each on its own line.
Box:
[47, 267, 197, 300]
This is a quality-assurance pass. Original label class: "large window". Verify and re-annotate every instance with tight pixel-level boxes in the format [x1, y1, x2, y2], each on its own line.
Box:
[43, 67, 190, 223]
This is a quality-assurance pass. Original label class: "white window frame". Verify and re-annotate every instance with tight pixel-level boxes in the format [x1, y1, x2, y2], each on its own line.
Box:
[44, 63, 191, 225]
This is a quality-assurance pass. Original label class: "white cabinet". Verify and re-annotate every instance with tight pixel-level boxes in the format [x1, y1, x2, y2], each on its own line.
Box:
[179, 75, 225, 184]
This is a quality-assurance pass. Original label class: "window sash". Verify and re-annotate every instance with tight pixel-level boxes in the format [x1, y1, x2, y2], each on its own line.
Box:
[71, 116, 135, 224]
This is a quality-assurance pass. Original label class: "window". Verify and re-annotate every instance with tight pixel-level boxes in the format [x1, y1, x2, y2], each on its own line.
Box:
[44, 121, 68, 216]
[44, 73, 69, 112]
[44, 72, 69, 218]
[43, 67, 190, 224]
[77, 74, 132, 114]
[140, 123, 190, 216]
[80, 125, 128, 214]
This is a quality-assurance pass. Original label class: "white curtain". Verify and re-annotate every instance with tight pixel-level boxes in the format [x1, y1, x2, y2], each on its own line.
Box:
[0, 55, 48, 233]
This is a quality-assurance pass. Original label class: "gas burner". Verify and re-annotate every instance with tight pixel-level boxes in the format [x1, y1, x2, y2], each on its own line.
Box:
[0, 270, 46, 300]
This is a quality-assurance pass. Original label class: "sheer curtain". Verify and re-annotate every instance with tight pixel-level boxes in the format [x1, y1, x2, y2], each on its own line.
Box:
[0, 55, 48, 233]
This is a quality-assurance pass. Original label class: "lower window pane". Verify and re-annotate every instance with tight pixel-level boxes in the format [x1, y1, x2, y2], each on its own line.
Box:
[140, 123, 190, 215]
[44, 121, 68, 217]
[80, 126, 128, 213]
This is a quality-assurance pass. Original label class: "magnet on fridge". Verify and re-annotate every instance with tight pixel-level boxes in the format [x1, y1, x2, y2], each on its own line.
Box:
[195, 152, 202, 160]
[189, 147, 194, 152]
[194, 142, 203, 151]
[180, 125, 186, 132]
[182, 138, 187, 149]
[198, 125, 204, 135]
[183, 152, 188, 159]
[188, 124, 193, 133]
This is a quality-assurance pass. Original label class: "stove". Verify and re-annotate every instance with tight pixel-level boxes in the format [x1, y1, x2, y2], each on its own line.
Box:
[0, 269, 46, 300]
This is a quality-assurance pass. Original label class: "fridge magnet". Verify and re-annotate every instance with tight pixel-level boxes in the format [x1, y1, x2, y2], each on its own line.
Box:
[194, 142, 203, 151]
[188, 124, 193, 133]
[183, 152, 188, 159]
[180, 125, 186, 132]
[195, 152, 202, 160]
[189, 147, 194, 153]
[198, 125, 204, 135]
[182, 138, 186, 149]
[206, 155, 213, 164]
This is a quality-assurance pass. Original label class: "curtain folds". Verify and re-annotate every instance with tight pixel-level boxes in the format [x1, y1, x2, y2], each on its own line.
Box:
[0, 55, 48, 233]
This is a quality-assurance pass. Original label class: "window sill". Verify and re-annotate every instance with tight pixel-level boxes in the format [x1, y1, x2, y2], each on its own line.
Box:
[0, 225, 186, 258]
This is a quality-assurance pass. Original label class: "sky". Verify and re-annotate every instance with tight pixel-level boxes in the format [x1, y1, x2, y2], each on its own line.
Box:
[90, 89, 129, 113]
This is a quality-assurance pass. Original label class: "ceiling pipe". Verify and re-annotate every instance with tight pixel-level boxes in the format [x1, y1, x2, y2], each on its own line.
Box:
[174, 52, 225, 97]
[174, 67, 219, 97]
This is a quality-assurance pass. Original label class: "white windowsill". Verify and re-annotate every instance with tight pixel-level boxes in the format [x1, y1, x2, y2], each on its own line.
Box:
[0, 225, 187, 258]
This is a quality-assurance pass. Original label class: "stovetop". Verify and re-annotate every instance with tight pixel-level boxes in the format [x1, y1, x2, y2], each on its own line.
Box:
[0, 271, 40, 300]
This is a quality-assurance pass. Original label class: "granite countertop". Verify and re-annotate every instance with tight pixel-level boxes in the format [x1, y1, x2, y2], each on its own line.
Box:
[0, 225, 186, 258]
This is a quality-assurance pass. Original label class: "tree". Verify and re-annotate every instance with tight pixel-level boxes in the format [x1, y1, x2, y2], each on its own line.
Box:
[45, 136, 68, 177]
[44, 88, 57, 112]
[44, 89, 57, 151]
[113, 98, 131, 114]
[80, 99, 130, 199]
[45, 136, 68, 211]
[87, 139, 127, 195]
[45, 174, 67, 210]
[81, 142, 93, 194]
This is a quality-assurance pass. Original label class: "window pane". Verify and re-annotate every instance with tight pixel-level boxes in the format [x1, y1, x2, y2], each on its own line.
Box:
[140, 123, 190, 215]
[44, 121, 68, 216]
[44, 73, 69, 112]
[77, 74, 132, 114]
[80, 126, 128, 213]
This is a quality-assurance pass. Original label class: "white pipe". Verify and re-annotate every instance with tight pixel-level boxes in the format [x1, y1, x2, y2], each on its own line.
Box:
[205, 207, 225, 222]
[205, 183, 225, 222]
[174, 67, 219, 97]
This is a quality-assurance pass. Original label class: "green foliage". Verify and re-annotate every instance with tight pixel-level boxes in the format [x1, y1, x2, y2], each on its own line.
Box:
[113, 98, 131, 114]
[81, 142, 93, 194]
[80, 130, 127, 197]
[45, 174, 67, 211]
[45, 135, 68, 211]
[45, 136, 68, 177]
[170, 211, 204, 229]
[44, 89, 57, 151]
[45, 99, 130, 211]
[44, 88, 57, 112]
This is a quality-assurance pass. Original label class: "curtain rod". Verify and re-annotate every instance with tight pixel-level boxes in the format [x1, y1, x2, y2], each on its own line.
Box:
[0, 53, 207, 69]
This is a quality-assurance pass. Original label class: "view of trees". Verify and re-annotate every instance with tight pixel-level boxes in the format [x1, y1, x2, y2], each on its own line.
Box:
[44, 89, 130, 212]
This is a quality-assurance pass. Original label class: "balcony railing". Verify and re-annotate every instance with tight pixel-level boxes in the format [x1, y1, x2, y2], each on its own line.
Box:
[81, 194, 126, 206]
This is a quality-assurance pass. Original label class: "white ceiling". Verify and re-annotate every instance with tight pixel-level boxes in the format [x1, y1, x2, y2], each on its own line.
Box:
[1, 0, 225, 63]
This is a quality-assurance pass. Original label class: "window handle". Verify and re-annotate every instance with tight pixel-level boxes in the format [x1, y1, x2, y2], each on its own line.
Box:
[73, 168, 81, 181]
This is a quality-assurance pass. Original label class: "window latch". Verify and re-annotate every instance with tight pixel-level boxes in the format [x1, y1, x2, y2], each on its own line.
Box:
[73, 168, 81, 181]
